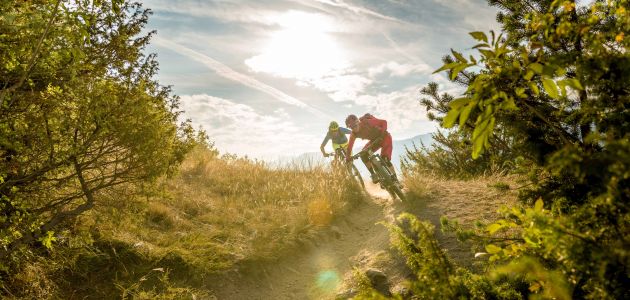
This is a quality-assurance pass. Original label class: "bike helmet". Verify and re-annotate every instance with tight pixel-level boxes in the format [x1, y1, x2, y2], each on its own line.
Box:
[345, 114, 359, 128]
[329, 121, 339, 131]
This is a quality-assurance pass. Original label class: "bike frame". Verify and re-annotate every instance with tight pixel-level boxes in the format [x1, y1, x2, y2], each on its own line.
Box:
[351, 147, 405, 201]
[328, 147, 365, 190]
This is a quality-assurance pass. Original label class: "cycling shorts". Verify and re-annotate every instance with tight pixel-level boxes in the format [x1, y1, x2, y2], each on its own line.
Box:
[332, 141, 348, 150]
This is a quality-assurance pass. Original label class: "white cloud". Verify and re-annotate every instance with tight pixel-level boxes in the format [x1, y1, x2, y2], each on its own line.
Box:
[431, 73, 466, 96]
[432, 0, 499, 31]
[368, 61, 432, 77]
[308, 73, 373, 102]
[179, 94, 319, 158]
[153, 36, 329, 118]
[354, 85, 430, 136]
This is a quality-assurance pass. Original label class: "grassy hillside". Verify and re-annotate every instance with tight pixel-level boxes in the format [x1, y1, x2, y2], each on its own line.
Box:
[4, 146, 364, 298]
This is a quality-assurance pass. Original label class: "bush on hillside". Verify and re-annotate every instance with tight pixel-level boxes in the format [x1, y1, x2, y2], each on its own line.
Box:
[0, 0, 195, 292]
[390, 0, 629, 298]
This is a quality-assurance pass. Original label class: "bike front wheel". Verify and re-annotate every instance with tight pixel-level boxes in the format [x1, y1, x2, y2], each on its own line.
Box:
[389, 183, 406, 201]
[348, 163, 365, 190]
[372, 156, 405, 201]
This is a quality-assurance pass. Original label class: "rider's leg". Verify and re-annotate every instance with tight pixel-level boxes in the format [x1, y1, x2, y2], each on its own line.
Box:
[360, 151, 380, 183]
[383, 157, 398, 180]
[332, 142, 348, 169]
[362, 141, 386, 183]
[381, 134, 398, 180]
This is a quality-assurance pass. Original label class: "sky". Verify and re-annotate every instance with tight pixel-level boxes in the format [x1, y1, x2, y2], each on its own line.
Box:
[141, 0, 500, 159]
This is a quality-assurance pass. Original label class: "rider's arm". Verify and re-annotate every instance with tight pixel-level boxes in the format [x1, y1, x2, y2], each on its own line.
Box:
[340, 127, 351, 135]
[320, 134, 331, 155]
[346, 133, 356, 159]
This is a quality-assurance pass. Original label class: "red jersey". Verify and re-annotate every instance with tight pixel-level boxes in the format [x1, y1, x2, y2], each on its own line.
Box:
[347, 118, 388, 157]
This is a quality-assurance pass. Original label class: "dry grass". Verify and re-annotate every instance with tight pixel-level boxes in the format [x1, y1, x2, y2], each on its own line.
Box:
[46, 146, 364, 298]
[405, 172, 519, 224]
[401, 171, 520, 268]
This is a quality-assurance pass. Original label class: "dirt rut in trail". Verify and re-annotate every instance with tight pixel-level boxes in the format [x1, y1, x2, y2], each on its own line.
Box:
[209, 182, 469, 299]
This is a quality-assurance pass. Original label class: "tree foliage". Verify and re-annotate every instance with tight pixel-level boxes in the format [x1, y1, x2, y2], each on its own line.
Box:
[397, 0, 629, 298]
[0, 0, 194, 267]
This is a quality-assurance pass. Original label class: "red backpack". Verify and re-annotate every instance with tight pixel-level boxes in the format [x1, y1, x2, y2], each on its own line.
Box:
[360, 113, 375, 121]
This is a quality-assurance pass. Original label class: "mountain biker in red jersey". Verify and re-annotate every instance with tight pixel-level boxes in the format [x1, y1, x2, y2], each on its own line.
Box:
[345, 114, 398, 184]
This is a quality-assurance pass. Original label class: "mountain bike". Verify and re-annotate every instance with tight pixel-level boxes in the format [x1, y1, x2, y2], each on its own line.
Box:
[351, 148, 406, 201]
[326, 147, 365, 190]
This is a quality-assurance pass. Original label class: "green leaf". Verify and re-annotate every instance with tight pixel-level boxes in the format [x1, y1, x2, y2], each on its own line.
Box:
[472, 116, 495, 159]
[524, 70, 535, 81]
[459, 101, 475, 127]
[512, 60, 521, 69]
[486, 244, 502, 254]
[479, 49, 495, 58]
[557, 80, 568, 97]
[451, 49, 467, 63]
[433, 62, 459, 74]
[542, 77, 559, 99]
[472, 118, 490, 140]
[449, 97, 471, 109]
[112, 1, 120, 14]
[469, 31, 488, 43]
[472, 43, 490, 49]
[565, 78, 584, 90]
[528, 82, 540, 95]
[534, 198, 544, 212]
[487, 223, 503, 234]
[443, 108, 460, 128]
[502, 97, 518, 110]
[528, 63, 543, 74]
[39, 231, 57, 250]
[450, 63, 469, 80]
[555, 68, 567, 77]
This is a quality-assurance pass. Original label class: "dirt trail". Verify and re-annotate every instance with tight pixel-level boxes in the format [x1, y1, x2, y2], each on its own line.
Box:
[209, 183, 458, 299]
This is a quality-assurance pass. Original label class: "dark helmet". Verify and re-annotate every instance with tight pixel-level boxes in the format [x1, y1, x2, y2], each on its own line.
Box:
[328, 121, 339, 131]
[345, 114, 359, 128]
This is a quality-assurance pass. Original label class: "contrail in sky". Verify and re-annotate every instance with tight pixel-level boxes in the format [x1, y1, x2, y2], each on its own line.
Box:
[153, 36, 329, 118]
[381, 31, 423, 63]
[305, 0, 405, 23]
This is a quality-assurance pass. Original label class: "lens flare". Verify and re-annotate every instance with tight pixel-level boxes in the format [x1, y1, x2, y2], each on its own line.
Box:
[316, 270, 341, 292]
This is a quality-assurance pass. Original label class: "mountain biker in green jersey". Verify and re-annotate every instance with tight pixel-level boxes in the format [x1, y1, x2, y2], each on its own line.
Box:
[320, 121, 352, 160]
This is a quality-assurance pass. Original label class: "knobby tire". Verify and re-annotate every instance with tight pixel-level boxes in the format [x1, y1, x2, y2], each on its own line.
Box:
[372, 156, 405, 201]
[349, 164, 365, 190]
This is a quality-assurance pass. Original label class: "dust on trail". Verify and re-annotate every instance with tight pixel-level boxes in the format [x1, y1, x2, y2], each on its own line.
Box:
[209, 182, 462, 299]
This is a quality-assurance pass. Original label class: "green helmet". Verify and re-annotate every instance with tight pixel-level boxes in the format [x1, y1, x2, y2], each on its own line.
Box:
[329, 121, 339, 131]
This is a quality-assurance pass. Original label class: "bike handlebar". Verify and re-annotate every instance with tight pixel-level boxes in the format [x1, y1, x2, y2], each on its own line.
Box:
[350, 136, 384, 160]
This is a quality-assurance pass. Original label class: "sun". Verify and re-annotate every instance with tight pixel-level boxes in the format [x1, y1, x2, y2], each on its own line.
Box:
[245, 10, 349, 80]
